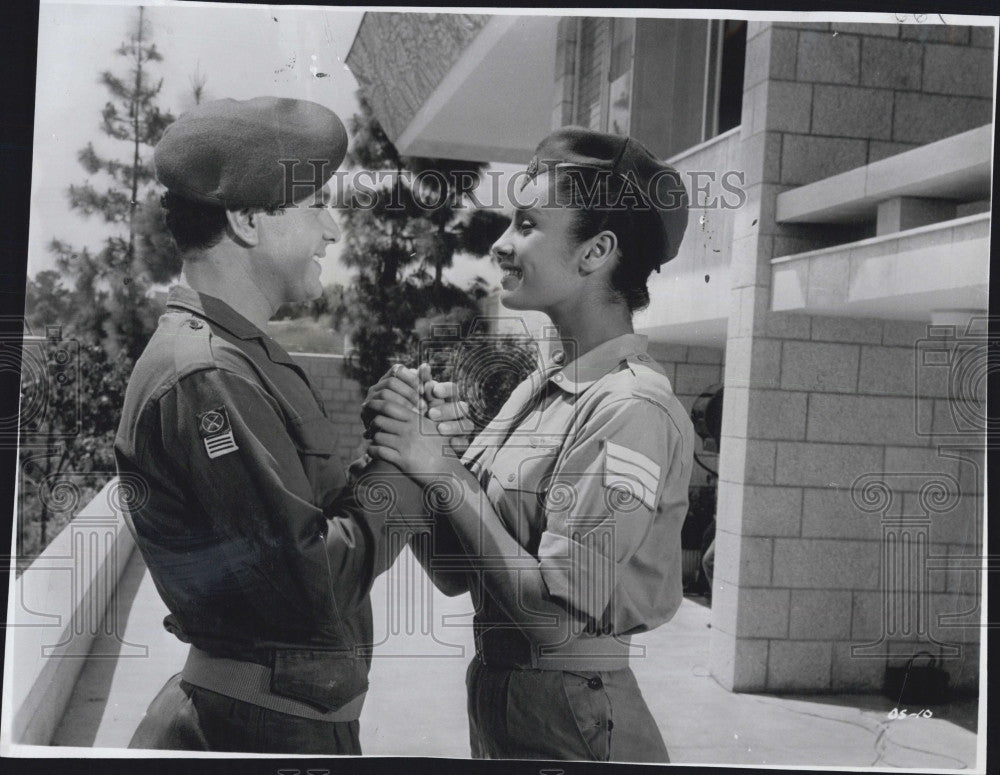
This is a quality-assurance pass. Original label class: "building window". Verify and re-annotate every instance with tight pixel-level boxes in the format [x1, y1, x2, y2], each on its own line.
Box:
[563, 17, 746, 158]
[711, 20, 747, 136]
[572, 17, 634, 135]
[574, 18, 607, 130]
[607, 18, 635, 136]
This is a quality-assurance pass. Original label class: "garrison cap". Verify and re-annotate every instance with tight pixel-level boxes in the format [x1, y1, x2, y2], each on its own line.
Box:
[526, 126, 690, 267]
[154, 96, 348, 210]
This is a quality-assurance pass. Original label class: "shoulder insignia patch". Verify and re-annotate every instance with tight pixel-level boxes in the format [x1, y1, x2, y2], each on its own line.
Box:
[197, 406, 239, 459]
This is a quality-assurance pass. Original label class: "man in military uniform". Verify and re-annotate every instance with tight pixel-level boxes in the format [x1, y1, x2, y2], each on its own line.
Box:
[115, 96, 464, 754]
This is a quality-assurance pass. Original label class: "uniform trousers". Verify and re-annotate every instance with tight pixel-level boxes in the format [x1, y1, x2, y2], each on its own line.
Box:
[466, 657, 669, 762]
[129, 673, 362, 754]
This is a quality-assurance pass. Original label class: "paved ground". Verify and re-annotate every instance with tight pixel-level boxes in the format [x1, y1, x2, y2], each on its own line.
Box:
[52, 548, 981, 768]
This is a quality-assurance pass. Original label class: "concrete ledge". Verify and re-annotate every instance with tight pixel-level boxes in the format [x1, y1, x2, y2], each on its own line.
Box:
[771, 212, 989, 319]
[636, 127, 741, 348]
[3, 478, 137, 746]
[775, 124, 992, 225]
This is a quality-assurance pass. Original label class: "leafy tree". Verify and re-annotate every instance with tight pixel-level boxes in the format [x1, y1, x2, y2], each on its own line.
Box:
[414, 309, 537, 431]
[17, 335, 133, 569]
[18, 7, 193, 563]
[23, 270, 74, 334]
[335, 93, 508, 388]
[47, 6, 179, 361]
[274, 284, 345, 322]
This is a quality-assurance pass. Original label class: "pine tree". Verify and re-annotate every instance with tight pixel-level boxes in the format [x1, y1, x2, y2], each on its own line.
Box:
[19, 7, 185, 564]
[334, 93, 508, 388]
[48, 6, 179, 361]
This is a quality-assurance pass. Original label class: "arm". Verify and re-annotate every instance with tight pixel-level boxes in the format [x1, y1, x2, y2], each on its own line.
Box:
[357, 363, 473, 596]
[424, 460, 585, 645]
[367, 397, 678, 645]
[362, 415, 581, 644]
[413, 367, 473, 596]
[155, 367, 385, 635]
[349, 458, 470, 596]
[408, 513, 470, 597]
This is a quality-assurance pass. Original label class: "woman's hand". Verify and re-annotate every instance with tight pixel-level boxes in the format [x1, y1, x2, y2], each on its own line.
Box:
[365, 397, 458, 484]
[362, 363, 473, 450]
[419, 364, 475, 454]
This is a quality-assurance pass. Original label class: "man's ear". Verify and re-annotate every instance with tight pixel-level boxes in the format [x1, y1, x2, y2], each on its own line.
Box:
[225, 208, 259, 247]
[580, 230, 618, 275]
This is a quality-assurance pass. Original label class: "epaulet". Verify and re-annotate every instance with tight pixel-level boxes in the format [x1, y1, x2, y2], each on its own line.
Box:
[171, 315, 217, 377]
[623, 352, 676, 406]
[624, 352, 667, 380]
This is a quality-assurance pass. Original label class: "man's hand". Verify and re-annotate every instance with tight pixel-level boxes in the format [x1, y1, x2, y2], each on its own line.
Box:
[361, 364, 423, 434]
[362, 363, 474, 452]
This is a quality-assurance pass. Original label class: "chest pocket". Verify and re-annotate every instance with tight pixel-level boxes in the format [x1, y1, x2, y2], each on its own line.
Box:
[491, 440, 562, 490]
[290, 414, 337, 457]
[486, 439, 563, 548]
[289, 414, 346, 510]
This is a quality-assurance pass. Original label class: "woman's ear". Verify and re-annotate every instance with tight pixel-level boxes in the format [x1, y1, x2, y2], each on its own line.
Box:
[580, 230, 619, 275]
[225, 208, 260, 248]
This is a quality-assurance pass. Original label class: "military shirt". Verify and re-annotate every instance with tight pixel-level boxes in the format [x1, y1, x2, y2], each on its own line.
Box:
[461, 333, 694, 636]
[114, 285, 382, 711]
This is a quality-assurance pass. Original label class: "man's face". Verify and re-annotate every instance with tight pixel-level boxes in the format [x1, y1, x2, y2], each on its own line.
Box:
[254, 184, 340, 304]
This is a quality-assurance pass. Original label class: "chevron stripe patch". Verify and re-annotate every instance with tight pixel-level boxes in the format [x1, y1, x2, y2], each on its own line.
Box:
[604, 440, 660, 509]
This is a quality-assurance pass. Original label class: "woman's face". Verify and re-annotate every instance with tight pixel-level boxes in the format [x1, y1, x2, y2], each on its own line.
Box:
[491, 174, 586, 314]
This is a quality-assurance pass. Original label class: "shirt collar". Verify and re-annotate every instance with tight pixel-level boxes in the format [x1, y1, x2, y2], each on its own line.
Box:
[547, 333, 651, 394]
[165, 284, 266, 341]
[164, 284, 301, 369]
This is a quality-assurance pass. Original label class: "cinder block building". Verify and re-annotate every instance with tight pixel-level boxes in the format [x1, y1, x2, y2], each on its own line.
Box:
[346, 14, 992, 694]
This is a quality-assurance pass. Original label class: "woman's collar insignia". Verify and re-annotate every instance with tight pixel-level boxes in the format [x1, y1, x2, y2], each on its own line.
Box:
[525, 155, 539, 179]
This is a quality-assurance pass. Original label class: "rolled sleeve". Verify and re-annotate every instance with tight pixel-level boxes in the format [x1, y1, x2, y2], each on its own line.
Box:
[536, 397, 678, 624]
[154, 368, 378, 636]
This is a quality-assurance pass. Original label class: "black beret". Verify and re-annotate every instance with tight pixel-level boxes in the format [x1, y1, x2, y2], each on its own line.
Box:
[154, 96, 348, 210]
[526, 127, 690, 267]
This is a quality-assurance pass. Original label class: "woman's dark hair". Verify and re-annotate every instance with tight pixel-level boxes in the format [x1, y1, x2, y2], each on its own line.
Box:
[552, 168, 657, 313]
[160, 191, 229, 253]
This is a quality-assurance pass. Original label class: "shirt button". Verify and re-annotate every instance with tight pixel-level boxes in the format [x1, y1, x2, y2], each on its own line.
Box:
[551, 350, 565, 364]
[506, 473, 516, 483]
[188, 319, 204, 330]
[587, 676, 603, 690]
[553, 374, 563, 383]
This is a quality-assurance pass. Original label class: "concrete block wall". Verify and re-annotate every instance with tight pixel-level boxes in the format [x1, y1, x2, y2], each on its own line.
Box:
[710, 21, 987, 694]
[714, 314, 985, 693]
[291, 353, 368, 465]
[743, 21, 994, 188]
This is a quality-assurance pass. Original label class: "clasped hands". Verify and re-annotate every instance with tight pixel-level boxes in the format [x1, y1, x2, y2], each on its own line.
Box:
[361, 363, 474, 483]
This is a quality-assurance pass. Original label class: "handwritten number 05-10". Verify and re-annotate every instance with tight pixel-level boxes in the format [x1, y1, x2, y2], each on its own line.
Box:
[888, 708, 933, 719]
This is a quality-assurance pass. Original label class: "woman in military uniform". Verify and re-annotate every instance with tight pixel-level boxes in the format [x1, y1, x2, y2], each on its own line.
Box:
[365, 127, 693, 762]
